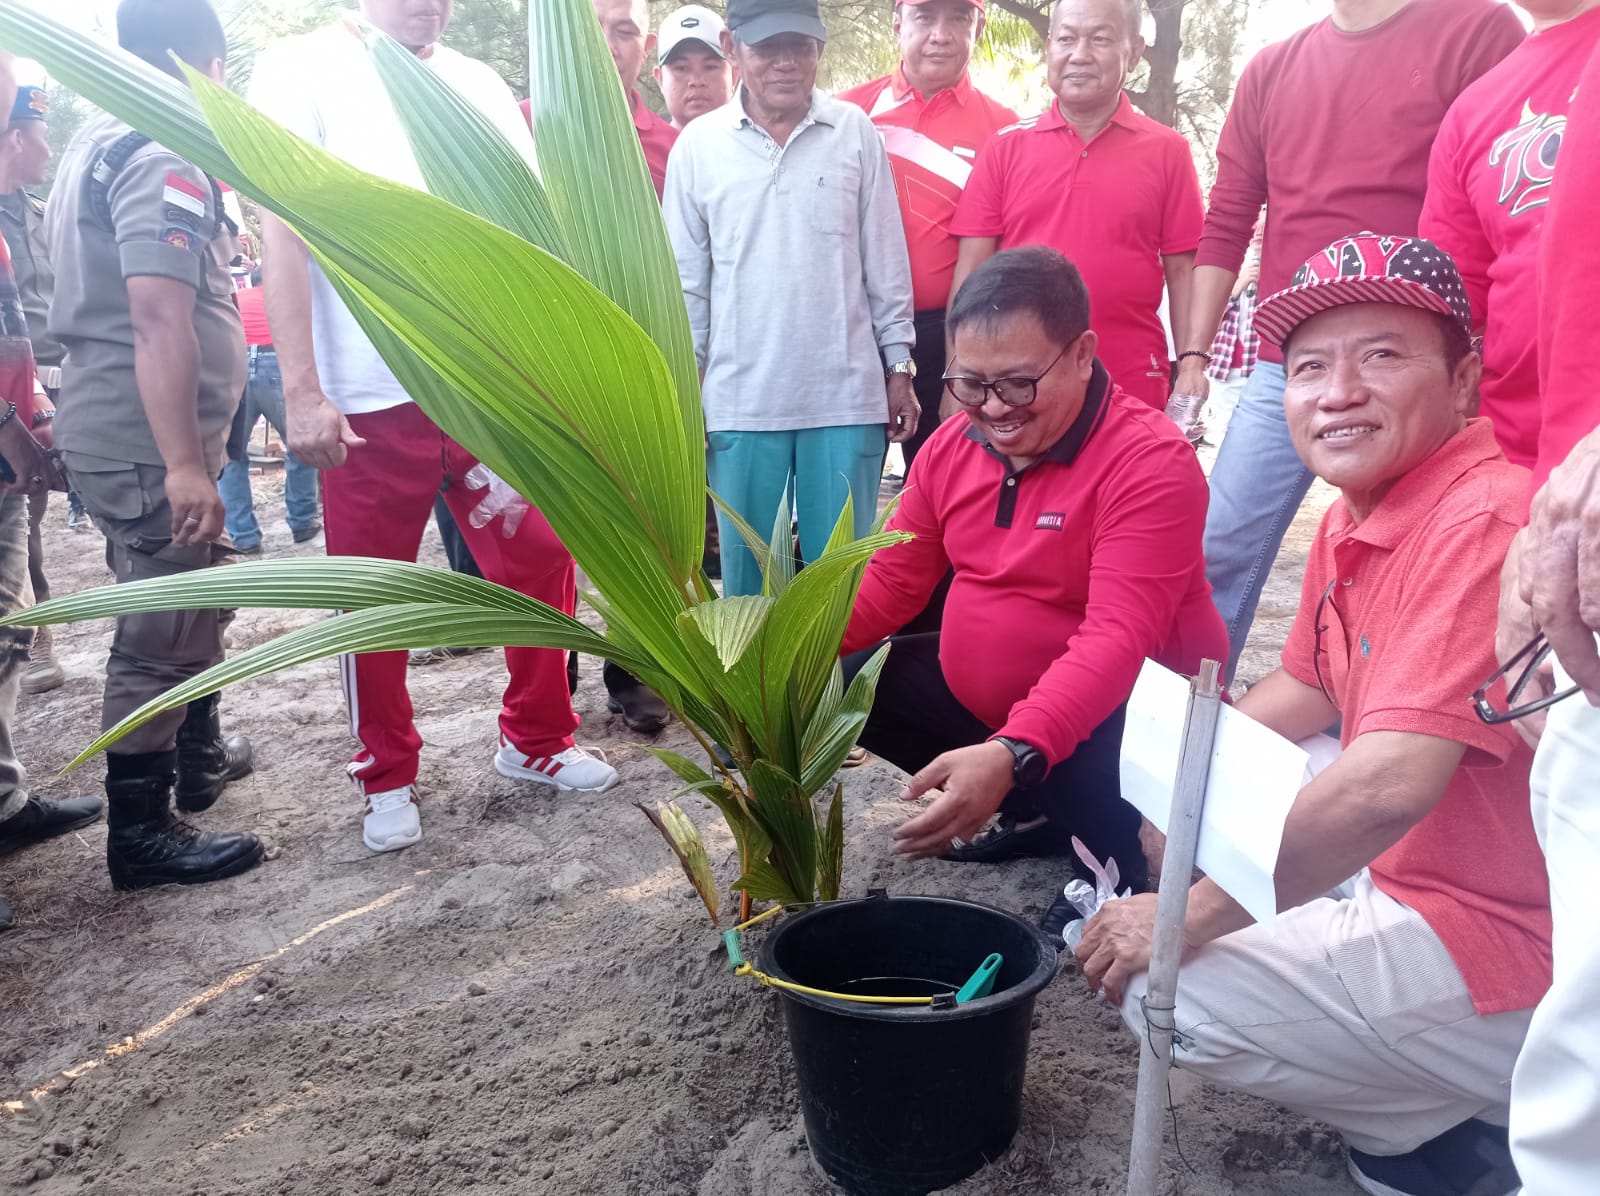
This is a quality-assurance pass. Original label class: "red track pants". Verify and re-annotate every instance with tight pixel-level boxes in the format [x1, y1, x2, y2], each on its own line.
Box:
[320, 401, 578, 793]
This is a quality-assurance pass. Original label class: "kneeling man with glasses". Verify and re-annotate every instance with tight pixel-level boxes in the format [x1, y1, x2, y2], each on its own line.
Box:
[1076, 233, 1551, 1196]
[841, 245, 1227, 923]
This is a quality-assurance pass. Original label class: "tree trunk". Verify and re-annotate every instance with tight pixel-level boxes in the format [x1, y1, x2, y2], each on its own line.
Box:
[989, 0, 1052, 42]
[1128, 0, 1185, 127]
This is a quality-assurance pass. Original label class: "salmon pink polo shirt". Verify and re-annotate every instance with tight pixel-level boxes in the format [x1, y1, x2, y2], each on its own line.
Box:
[949, 93, 1204, 408]
[843, 362, 1228, 767]
[520, 90, 678, 198]
[837, 68, 1018, 312]
[1421, 7, 1600, 470]
[1281, 419, 1551, 1015]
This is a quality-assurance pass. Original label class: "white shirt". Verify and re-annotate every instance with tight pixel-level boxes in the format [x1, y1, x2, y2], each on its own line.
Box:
[663, 90, 914, 433]
[250, 26, 536, 415]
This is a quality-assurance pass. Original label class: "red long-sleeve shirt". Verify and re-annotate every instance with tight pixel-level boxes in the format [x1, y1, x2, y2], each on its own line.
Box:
[1421, 10, 1600, 470]
[1535, 36, 1600, 492]
[842, 365, 1228, 766]
[1196, 0, 1524, 364]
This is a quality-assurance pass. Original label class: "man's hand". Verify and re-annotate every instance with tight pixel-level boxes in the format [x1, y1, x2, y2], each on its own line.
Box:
[0, 421, 60, 495]
[165, 463, 224, 546]
[1172, 356, 1211, 407]
[285, 390, 366, 471]
[1521, 426, 1600, 700]
[886, 374, 920, 445]
[1074, 891, 1159, 1004]
[1497, 530, 1550, 747]
[891, 739, 1014, 860]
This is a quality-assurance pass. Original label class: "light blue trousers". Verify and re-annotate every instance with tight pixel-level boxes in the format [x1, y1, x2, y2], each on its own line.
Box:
[707, 425, 886, 598]
[1201, 361, 1315, 677]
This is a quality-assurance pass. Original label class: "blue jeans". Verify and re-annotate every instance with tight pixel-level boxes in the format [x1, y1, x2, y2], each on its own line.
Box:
[1201, 361, 1314, 678]
[707, 425, 886, 598]
[220, 350, 319, 548]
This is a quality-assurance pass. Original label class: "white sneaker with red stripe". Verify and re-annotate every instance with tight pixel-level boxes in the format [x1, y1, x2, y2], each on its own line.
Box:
[493, 737, 619, 793]
[362, 785, 422, 853]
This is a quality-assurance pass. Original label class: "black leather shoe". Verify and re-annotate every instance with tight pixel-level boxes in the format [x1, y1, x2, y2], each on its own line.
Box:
[106, 753, 264, 891]
[940, 814, 1071, 864]
[108, 816, 264, 892]
[175, 694, 254, 813]
[606, 685, 670, 734]
[1039, 883, 1081, 952]
[0, 794, 104, 856]
[603, 661, 669, 734]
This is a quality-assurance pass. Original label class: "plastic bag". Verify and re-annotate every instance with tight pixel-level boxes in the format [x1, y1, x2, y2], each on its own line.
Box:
[463, 463, 529, 538]
[1059, 835, 1131, 954]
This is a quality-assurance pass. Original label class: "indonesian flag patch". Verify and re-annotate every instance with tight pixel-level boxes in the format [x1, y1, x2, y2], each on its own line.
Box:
[162, 172, 207, 218]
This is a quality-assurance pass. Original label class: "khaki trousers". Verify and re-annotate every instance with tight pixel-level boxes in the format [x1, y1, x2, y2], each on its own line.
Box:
[63, 452, 227, 755]
[1117, 872, 1533, 1155]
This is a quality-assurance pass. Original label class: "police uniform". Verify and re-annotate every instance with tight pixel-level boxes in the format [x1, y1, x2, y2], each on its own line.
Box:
[0, 189, 60, 384]
[44, 113, 245, 753]
[1, 85, 69, 656]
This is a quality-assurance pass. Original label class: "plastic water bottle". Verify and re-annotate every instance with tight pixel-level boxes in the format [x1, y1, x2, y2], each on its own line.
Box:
[1164, 391, 1207, 445]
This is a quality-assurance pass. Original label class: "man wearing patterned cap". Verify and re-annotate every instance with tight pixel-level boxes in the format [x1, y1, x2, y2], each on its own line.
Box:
[1076, 234, 1550, 1196]
[0, 82, 69, 694]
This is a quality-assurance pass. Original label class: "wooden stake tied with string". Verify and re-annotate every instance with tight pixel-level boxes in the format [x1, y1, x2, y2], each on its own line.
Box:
[1125, 658, 1224, 1196]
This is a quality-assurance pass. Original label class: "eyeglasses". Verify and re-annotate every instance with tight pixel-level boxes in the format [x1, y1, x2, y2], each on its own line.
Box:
[1311, 578, 1344, 706]
[942, 343, 1070, 409]
[1471, 632, 1581, 724]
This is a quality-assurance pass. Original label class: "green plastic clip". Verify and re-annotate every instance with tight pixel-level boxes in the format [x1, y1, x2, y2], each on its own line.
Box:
[954, 953, 1002, 1004]
[722, 929, 745, 971]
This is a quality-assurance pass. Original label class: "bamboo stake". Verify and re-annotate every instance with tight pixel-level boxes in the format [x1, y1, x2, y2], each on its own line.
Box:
[1125, 658, 1224, 1196]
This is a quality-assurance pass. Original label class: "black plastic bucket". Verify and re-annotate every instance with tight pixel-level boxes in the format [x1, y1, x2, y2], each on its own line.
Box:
[757, 894, 1060, 1196]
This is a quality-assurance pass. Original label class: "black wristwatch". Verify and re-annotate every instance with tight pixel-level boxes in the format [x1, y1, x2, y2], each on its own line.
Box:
[991, 736, 1048, 789]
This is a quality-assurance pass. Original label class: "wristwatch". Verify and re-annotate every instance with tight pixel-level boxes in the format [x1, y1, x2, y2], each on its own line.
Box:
[991, 736, 1048, 789]
[885, 360, 917, 380]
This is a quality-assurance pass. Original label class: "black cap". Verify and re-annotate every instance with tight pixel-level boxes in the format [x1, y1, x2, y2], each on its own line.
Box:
[726, 0, 826, 44]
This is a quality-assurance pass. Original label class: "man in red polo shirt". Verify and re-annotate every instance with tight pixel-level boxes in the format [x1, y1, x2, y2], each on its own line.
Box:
[522, 0, 678, 197]
[837, 0, 1016, 466]
[1080, 235, 1549, 1196]
[842, 247, 1226, 923]
[1173, 0, 1524, 682]
[1421, 1, 1600, 470]
[948, 0, 1202, 410]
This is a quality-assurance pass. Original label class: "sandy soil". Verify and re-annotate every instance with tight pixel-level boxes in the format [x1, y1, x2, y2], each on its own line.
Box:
[0, 457, 1353, 1196]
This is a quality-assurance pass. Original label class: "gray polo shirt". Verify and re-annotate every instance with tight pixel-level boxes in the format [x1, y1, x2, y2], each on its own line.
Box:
[43, 114, 244, 469]
[0, 189, 62, 370]
[664, 89, 915, 433]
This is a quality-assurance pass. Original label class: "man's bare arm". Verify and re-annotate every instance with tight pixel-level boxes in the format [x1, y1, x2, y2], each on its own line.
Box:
[261, 212, 364, 470]
[1171, 263, 1240, 403]
[941, 236, 1000, 418]
[1162, 251, 1197, 385]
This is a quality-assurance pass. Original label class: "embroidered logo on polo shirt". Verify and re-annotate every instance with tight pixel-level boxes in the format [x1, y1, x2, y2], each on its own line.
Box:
[1035, 512, 1064, 531]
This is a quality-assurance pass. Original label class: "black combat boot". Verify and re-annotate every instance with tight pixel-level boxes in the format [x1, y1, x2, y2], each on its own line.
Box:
[174, 693, 254, 813]
[105, 749, 264, 891]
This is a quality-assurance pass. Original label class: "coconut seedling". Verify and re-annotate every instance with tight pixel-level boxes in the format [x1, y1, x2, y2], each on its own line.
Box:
[0, 0, 900, 922]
